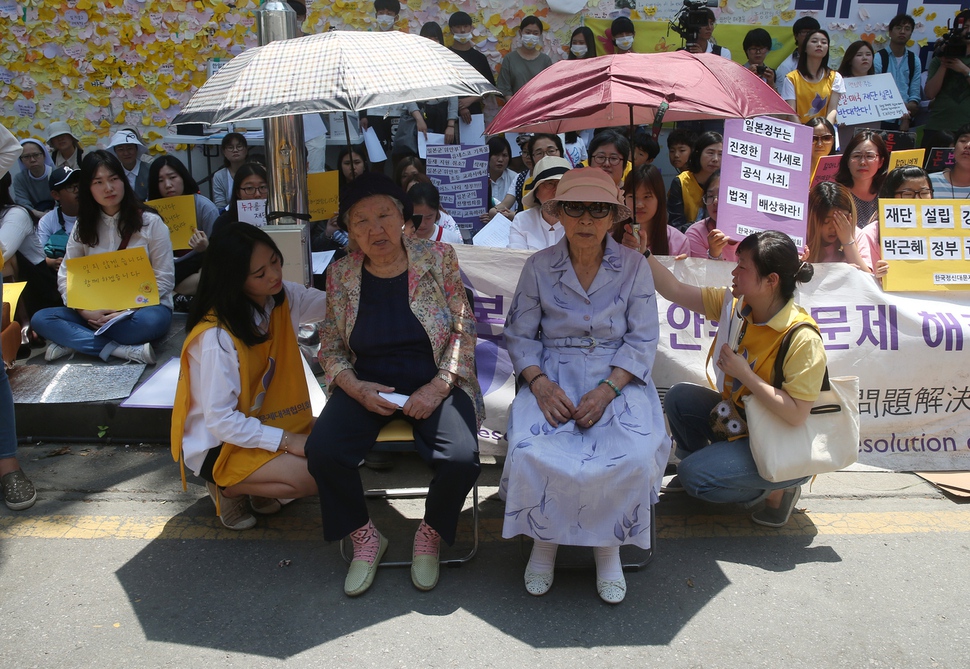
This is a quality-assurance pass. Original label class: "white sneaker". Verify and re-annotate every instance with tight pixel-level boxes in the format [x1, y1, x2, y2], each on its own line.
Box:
[110, 343, 156, 364]
[44, 343, 74, 362]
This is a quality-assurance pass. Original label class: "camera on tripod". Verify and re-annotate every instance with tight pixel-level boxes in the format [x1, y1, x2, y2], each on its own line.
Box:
[936, 14, 968, 59]
[668, 0, 719, 49]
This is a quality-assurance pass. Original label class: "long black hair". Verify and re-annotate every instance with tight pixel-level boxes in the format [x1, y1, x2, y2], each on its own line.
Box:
[736, 230, 814, 302]
[75, 150, 152, 248]
[0, 172, 32, 225]
[687, 131, 723, 174]
[879, 166, 932, 198]
[568, 26, 597, 59]
[796, 29, 832, 79]
[188, 222, 285, 347]
[835, 129, 889, 194]
[337, 145, 369, 190]
[148, 155, 200, 200]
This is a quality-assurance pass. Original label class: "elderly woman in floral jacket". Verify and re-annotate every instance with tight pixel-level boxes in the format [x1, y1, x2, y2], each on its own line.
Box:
[305, 173, 482, 598]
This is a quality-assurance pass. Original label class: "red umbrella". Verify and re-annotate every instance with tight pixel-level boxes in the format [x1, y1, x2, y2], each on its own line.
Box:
[487, 51, 793, 135]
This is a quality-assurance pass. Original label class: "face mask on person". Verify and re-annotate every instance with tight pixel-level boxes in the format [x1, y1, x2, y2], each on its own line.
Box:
[615, 36, 634, 51]
[376, 15, 395, 30]
[521, 34, 541, 49]
[570, 44, 588, 57]
[453, 32, 473, 44]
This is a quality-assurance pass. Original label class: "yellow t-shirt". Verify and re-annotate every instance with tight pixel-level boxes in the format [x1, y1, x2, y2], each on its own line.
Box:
[786, 69, 838, 124]
[702, 287, 826, 406]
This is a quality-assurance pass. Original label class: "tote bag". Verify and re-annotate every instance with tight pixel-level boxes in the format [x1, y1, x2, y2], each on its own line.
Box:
[742, 323, 860, 482]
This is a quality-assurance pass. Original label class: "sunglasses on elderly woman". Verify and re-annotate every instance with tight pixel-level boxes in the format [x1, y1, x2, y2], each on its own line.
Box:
[559, 202, 615, 218]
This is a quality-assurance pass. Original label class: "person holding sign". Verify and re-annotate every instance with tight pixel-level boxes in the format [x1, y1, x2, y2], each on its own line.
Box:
[928, 124, 970, 200]
[780, 30, 844, 126]
[617, 164, 690, 256]
[667, 131, 722, 232]
[684, 171, 737, 262]
[171, 223, 324, 531]
[649, 230, 826, 529]
[835, 40, 877, 148]
[835, 130, 889, 228]
[305, 173, 482, 596]
[30, 150, 174, 364]
[148, 156, 220, 307]
[211, 163, 270, 239]
[804, 182, 868, 268]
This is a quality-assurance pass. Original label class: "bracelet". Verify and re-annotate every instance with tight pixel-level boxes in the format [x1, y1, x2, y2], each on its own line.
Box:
[528, 373, 548, 390]
[599, 379, 622, 397]
[843, 238, 857, 246]
[436, 372, 455, 389]
[643, 249, 651, 259]
[280, 434, 289, 454]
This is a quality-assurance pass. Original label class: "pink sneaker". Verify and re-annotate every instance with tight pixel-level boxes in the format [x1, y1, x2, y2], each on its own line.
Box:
[344, 521, 387, 597]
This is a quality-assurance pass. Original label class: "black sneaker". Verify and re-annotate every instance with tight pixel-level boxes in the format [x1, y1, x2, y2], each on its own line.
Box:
[751, 486, 802, 528]
[173, 294, 193, 313]
[1, 469, 37, 510]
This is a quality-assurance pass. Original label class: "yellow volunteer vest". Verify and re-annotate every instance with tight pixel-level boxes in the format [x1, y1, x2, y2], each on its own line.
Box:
[170, 296, 312, 489]
[788, 69, 838, 124]
[677, 170, 704, 226]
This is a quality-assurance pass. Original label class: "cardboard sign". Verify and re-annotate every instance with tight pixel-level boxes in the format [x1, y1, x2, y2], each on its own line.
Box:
[810, 154, 841, 189]
[887, 149, 926, 172]
[719, 118, 813, 249]
[307, 170, 339, 222]
[426, 144, 489, 234]
[879, 198, 970, 292]
[65, 247, 160, 310]
[146, 194, 197, 250]
[237, 199, 267, 227]
[838, 74, 907, 125]
[924, 147, 955, 174]
[875, 129, 916, 152]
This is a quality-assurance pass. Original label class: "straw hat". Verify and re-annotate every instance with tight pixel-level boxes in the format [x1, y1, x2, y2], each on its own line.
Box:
[541, 167, 632, 221]
[521, 156, 571, 209]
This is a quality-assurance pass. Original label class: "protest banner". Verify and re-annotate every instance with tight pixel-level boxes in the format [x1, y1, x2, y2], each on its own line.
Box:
[887, 149, 925, 172]
[65, 247, 159, 311]
[426, 144, 489, 235]
[307, 170, 339, 221]
[878, 199, 970, 292]
[810, 154, 841, 189]
[237, 199, 267, 227]
[145, 195, 196, 250]
[876, 129, 917, 152]
[719, 117, 812, 249]
[925, 148, 955, 174]
[838, 74, 907, 126]
[453, 245, 970, 471]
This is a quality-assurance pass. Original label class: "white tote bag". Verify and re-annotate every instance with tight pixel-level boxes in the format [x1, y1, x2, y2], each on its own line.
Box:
[743, 323, 860, 483]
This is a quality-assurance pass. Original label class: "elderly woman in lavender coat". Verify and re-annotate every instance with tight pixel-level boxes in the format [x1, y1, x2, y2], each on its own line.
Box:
[501, 167, 671, 604]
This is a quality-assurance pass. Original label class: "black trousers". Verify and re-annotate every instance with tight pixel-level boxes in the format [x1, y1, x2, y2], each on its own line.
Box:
[305, 386, 480, 545]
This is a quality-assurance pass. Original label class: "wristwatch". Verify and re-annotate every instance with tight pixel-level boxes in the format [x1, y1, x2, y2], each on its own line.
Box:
[436, 372, 455, 389]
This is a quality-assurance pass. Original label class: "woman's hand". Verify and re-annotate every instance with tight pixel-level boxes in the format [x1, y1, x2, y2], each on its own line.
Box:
[403, 379, 450, 420]
[188, 229, 209, 252]
[414, 114, 428, 138]
[445, 125, 456, 145]
[800, 245, 811, 263]
[716, 344, 752, 383]
[45, 257, 62, 270]
[708, 229, 734, 259]
[573, 384, 615, 429]
[873, 259, 889, 278]
[532, 376, 577, 427]
[832, 209, 856, 247]
[78, 309, 120, 329]
[347, 378, 399, 416]
[619, 222, 647, 253]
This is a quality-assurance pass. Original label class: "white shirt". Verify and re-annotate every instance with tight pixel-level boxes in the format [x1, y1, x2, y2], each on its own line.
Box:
[0, 205, 45, 265]
[181, 281, 327, 475]
[508, 207, 563, 251]
[775, 52, 799, 83]
[36, 207, 77, 250]
[124, 162, 141, 191]
[707, 42, 732, 60]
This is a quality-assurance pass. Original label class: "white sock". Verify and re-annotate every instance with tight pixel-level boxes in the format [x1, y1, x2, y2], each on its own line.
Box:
[594, 546, 623, 581]
[526, 541, 559, 573]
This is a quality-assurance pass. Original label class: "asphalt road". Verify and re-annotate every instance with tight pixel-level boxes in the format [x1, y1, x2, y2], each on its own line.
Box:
[1, 442, 968, 668]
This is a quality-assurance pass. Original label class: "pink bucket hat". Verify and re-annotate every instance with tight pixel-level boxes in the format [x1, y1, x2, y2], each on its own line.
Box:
[541, 167, 632, 221]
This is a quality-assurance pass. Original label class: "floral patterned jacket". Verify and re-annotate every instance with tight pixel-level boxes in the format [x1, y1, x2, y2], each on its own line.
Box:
[318, 236, 484, 427]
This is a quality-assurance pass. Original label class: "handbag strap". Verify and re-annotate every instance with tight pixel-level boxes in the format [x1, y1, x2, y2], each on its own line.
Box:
[772, 322, 830, 392]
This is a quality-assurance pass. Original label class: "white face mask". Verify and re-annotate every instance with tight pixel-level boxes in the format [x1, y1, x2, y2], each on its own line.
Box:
[615, 36, 634, 51]
[453, 32, 473, 44]
[521, 34, 541, 49]
[570, 44, 588, 57]
[376, 15, 395, 30]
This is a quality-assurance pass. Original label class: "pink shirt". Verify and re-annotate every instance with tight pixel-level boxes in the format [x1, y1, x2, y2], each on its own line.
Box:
[685, 218, 738, 262]
[856, 220, 880, 270]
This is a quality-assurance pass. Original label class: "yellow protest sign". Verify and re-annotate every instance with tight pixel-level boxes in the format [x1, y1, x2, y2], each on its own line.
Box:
[146, 195, 198, 250]
[887, 149, 926, 172]
[65, 247, 161, 310]
[1, 282, 27, 318]
[879, 199, 970, 292]
[308, 170, 340, 221]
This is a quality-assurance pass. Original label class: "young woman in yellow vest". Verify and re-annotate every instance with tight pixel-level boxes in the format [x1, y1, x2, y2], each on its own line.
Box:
[781, 29, 845, 126]
[646, 230, 827, 528]
[171, 223, 326, 530]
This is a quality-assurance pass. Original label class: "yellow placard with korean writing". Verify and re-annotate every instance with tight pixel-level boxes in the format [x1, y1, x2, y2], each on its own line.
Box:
[879, 199, 970, 292]
[308, 170, 340, 221]
[887, 149, 926, 172]
[146, 195, 197, 250]
[1, 282, 27, 318]
[65, 247, 160, 310]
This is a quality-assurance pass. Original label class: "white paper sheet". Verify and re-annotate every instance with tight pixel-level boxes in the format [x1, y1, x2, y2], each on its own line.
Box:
[362, 126, 387, 163]
[311, 250, 336, 275]
[458, 113, 486, 146]
[472, 212, 513, 248]
[417, 132, 447, 159]
[378, 391, 410, 408]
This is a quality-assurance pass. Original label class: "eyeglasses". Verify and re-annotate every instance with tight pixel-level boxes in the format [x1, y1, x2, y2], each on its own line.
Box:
[225, 144, 246, 152]
[531, 147, 561, 159]
[60, 184, 79, 194]
[747, 46, 768, 52]
[702, 193, 719, 204]
[849, 152, 880, 163]
[21, 152, 44, 161]
[812, 134, 834, 144]
[895, 188, 933, 198]
[591, 153, 624, 166]
[240, 184, 269, 196]
[559, 201, 615, 218]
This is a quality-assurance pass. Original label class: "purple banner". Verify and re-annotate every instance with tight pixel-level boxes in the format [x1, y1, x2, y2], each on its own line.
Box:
[719, 118, 813, 250]
[426, 144, 489, 233]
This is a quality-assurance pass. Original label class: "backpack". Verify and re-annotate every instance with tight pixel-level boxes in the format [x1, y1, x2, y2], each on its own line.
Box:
[44, 207, 69, 258]
[877, 49, 918, 87]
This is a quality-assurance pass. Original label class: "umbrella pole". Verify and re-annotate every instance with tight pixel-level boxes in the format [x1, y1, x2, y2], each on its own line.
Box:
[343, 113, 357, 180]
[629, 104, 637, 248]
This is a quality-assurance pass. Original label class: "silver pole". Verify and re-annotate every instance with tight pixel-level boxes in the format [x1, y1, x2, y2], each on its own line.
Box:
[257, 1, 308, 226]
